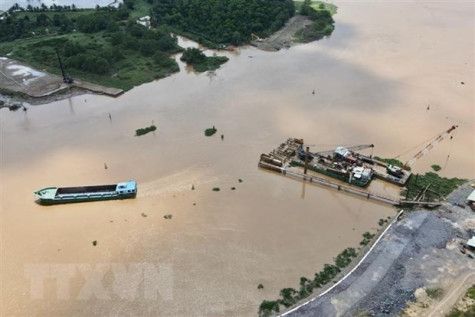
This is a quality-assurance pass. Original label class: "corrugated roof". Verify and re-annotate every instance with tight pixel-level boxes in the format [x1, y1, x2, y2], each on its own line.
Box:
[467, 190, 475, 202]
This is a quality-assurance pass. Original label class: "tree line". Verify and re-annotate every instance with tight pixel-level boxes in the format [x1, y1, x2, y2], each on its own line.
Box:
[151, 0, 295, 45]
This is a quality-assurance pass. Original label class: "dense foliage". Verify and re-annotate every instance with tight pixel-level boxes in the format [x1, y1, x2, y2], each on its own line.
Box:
[181, 48, 228, 72]
[403, 172, 466, 201]
[0, 2, 181, 89]
[295, 0, 335, 42]
[151, 0, 295, 44]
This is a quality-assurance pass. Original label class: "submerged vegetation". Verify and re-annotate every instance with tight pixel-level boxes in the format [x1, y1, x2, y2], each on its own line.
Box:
[205, 126, 217, 137]
[135, 124, 157, 136]
[258, 227, 379, 317]
[403, 172, 466, 201]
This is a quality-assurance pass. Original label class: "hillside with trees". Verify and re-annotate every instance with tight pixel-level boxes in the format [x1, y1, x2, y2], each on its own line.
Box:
[151, 0, 295, 45]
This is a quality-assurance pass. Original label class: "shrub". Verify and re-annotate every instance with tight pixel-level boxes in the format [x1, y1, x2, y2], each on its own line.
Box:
[135, 124, 156, 136]
[205, 126, 217, 136]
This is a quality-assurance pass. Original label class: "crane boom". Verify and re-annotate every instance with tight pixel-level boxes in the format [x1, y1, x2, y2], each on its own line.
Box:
[314, 144, 374, 156]
[403, 125, 458, 168]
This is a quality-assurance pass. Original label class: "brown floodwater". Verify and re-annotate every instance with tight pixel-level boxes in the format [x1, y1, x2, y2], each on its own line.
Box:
[1, 1, 473, 316]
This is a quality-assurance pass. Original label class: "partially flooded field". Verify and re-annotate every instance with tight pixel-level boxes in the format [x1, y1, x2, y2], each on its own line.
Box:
[1, 1, 473, 316]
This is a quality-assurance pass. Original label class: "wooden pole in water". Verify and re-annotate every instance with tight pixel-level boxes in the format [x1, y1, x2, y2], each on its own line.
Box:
[304, 146, 309, 175]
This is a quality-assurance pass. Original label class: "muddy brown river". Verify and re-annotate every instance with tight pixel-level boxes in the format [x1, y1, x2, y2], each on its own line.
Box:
[1, 1, 473, 316]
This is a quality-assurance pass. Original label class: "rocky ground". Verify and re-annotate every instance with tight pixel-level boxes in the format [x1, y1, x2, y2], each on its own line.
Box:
[285, 182, 475, 317]
[250, 15, 312, 52]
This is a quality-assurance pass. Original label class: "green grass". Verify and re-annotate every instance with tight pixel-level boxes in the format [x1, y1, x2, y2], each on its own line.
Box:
[403, 172, 466, 201]
[0, 32, 179, 91]
[445, 285, 475, 317]
[466, 285, 475, 300]
[294, 1, 338, 15]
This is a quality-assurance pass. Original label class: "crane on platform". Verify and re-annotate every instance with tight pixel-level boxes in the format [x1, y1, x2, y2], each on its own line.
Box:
[312, 144, 375, 157]
[402, 125, 458, 169]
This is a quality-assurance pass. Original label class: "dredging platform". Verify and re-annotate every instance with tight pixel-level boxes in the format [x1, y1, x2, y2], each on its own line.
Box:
[258, 138, 440, 208]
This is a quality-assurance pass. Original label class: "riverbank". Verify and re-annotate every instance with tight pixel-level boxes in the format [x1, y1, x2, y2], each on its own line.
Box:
[284, 181, 475, 316]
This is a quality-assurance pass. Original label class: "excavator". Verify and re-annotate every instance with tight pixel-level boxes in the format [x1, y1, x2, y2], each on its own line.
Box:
[251, 33, 263, 42]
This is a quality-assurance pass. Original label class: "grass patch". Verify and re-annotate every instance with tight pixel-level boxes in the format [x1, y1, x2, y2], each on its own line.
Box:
[294, 1, 338, 15]
[373, 156, 411, 171]
[403, 172, 466, 201]
[466, 285, 475, 300]
[135, 124, 157, 136]
[205, 126, 217, 136]
[426, 287, 444, 299]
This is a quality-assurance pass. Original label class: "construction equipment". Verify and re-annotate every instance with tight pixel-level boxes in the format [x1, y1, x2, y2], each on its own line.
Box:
[251, 33, 263, 42]
[55, 48, 73, 84]
[313, 144, 374, 157]
[403, 125, 458, 169]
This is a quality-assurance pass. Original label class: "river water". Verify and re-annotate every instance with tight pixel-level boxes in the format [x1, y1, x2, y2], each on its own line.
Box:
[1, 1, 473, 316]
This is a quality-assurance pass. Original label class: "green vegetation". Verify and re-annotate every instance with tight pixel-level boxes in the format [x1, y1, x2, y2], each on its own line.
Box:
[446, 285, 475, 317]
[180, 48, 228, 72]
[92, 240, 97, 246]
[141, 212, 147, 217]
[258, 236, 369, 315]
[426, 287, 444, 299]
[403, 172, 466, 201]
[431, 164, 442, 172]
[360, 232, 375, 246]
[0, 2, 181, 90]
[231, 187, 236, 190]
[378, 218, 389, 226]
[238, 179, 243, 183]
[135, 124, 157, 136]
[295, 0, 335, 43]
[151, 0, 295, 45]
[212, 187, 220, 192]
[374, 156, 411, 171]
[258, 283, 264, 289]
[467, 285, 475, 299]
[163, 214, 172, 219]
[294, 1, 338, 15]
[205, 126, 217, 136]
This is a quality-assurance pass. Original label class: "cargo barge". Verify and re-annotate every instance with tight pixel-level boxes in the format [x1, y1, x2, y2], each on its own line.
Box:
[34, 181, 137, 205]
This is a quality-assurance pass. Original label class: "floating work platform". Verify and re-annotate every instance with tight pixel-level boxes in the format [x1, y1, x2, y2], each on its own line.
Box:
[258, 138, 440, 208]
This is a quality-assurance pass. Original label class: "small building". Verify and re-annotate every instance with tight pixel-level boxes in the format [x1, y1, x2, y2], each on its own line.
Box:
[467, 190, 475, 210]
